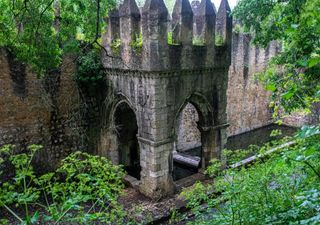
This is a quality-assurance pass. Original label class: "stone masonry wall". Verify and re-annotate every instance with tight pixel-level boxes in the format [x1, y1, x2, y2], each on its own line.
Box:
[176, 103, 201, 151]
[0, 49, 86, 170]
[226, 33, 281, 136]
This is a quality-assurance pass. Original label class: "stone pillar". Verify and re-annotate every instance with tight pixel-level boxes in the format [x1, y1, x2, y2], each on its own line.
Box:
[138, 137, 175, 199]
[171, 0, 194, 69]
[172, 0, 193, 45]
[119, 0, 141, 68]
[200, 126, 219, 168]
[98, 128, 119, 164]
[219, 127, 228, 151]
[216, 0, 232, 43]
[192, 0, 216, 67]
[141, 0, 169, 70]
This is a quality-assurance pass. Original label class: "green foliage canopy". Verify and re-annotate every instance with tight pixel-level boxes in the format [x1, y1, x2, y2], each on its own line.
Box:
[0, 0, 116, 76]
[233, 0, 320, 113]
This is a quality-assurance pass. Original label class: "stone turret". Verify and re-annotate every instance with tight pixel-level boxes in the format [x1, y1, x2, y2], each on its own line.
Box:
[101, 0, 232, 200]
[103, 9, 120, 67]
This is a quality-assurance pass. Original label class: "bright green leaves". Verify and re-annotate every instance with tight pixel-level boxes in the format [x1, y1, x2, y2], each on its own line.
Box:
[182, 126, 320, 225]
[0, 145, 127, 224]
[308, 55, 320, 68]
[266, 83, 277, 92]
[0, 0, 60, 76]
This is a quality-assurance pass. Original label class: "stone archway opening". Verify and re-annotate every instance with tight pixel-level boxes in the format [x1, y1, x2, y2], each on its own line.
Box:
[114, 102, 141, 180]
[173, 102, 203, 181]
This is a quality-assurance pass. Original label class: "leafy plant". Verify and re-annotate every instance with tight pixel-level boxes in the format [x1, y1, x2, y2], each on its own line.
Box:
[181, 126, 320, 225]
[0, 0, 117, 76]
[130, 33, 143, 53]
[0, 144, 41, 225]
[233, 0, 320, 113]
[0, 145, 128, 224]
[167, 32, 180, 46]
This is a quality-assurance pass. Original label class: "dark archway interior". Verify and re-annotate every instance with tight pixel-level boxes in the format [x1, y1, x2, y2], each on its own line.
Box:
[173, 102, 203, 181]
[114, 103, 141, 180]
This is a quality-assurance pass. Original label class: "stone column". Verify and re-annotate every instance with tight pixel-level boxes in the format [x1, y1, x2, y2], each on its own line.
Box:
[138, 137, 175, 199]
[200, 126, 219, 168]
[102, 9, 121, 68]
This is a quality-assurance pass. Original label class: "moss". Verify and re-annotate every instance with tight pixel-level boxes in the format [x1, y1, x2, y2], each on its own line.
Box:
[129, 33, 143, 53]
[110, 38, 121, 55]
[192, 37, 205, 46]
[215, 34, 224, 46]
[167, 32, 180, 45]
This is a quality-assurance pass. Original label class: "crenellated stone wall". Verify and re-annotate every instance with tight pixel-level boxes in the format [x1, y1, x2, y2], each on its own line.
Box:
[226, 33, 281, 136]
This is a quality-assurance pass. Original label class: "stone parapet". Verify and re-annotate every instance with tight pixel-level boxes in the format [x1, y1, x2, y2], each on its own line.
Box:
[102, 0, 232, 71]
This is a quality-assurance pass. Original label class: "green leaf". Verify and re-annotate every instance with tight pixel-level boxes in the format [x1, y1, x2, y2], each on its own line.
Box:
[281, 91, 294, 100]
[266, 83, 277, 92]
[308, 57, 320, 68]
[30, 211, 39, 224]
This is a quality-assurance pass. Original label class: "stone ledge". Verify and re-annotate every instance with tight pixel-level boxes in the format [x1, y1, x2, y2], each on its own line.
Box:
[137, 136, 173, 147]
[105, 67, 228, 78]
[200, 123, 229, 131]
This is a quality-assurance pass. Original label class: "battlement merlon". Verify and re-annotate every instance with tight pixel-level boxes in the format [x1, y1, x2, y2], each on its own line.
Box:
[216, 0, 232, 64]
[102, 0, 232, 71]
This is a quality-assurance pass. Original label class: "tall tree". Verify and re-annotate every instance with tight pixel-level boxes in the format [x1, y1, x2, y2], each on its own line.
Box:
[0, 0, 116, 76]
[233, 0, 320, 114]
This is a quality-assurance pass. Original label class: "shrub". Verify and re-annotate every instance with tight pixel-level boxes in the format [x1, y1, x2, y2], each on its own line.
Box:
[0, 146, 127, 224]
[181, 126, 320, 225]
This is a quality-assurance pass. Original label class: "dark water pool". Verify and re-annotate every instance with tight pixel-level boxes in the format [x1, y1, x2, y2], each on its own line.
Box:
[172, 124, 297, 181]
[226, 124, 297, 150]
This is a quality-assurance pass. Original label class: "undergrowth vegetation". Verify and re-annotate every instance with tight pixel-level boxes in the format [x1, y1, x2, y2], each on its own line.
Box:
[180, 126, 320, 225]
[0, 146, 129, 224]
